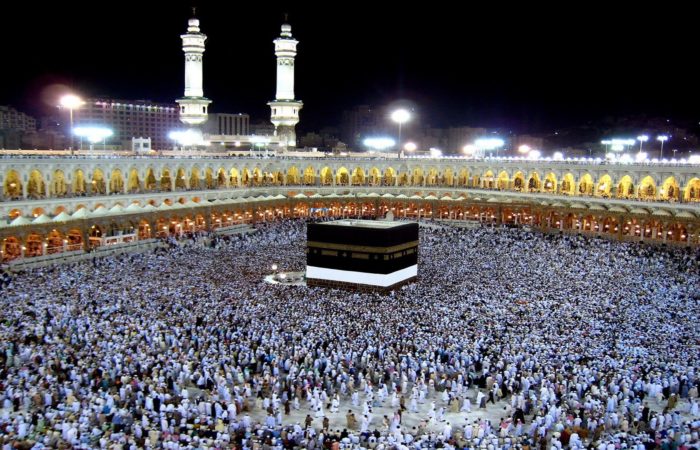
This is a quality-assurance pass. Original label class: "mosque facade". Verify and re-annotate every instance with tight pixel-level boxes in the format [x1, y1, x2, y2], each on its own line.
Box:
[0, 155, 699, 262]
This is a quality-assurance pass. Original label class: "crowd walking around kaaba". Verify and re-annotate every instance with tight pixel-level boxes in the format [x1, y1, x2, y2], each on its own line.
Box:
[1, 219, 699, 450]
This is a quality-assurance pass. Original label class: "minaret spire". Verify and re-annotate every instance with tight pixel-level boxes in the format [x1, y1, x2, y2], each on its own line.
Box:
[268, 21, 303, 150]
[176, 12, 211, 128]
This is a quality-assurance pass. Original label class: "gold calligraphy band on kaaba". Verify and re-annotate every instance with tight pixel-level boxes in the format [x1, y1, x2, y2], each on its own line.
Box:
[306, 240, 419, 254]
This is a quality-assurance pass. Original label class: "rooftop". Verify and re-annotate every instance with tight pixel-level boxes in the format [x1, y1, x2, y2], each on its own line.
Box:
[319, 219, 405, 229]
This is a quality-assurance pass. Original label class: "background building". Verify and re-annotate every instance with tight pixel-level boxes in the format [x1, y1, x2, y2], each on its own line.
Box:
[0, 105, 37, 149]
[0, 105, 37, 132]
[204, 113, 250, 136]
[72, 98, 180, 150]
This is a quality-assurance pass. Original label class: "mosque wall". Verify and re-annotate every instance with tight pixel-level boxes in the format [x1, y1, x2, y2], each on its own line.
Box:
[0, 156, 698, 261]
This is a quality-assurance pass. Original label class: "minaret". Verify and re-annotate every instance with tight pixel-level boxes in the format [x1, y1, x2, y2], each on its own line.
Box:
[176, 10, 211, 127]
[268, 21, 303, 149]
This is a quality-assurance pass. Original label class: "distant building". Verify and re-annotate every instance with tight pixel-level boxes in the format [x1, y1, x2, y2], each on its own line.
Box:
[132, 137, 152, 153]
[250, 120, 275, 136]
[0, 105, 36, 132]
[513, 135, 545, 151]
[341, 105, 386, 149]
[415, 127, 488, 154]
[205, 113, 250, 136]
[72, 98, 180, 150]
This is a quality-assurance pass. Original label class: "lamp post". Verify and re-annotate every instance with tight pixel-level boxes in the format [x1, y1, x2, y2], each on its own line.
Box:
[636, 135, 648, 156]
[391, 109, 410, 152]
[59, 94, 84, 155]
[657, 135, 668, 159]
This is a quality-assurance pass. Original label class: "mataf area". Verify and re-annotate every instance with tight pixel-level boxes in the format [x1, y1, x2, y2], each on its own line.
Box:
[1, 220, 699, 449]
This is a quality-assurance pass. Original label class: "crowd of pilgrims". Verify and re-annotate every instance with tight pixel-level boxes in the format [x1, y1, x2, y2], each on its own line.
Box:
[1, 219, 699, 450]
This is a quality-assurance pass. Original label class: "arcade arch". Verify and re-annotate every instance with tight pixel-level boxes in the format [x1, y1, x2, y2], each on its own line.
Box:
[660, 176, 679, 201]
[50, 170, 67, 197]
[596, 174, 612, 197]
[617, 175, 634, 199]
[27, 169, 46, 199]
[638, 176, 656, 200]
[3, 170, 22, 199]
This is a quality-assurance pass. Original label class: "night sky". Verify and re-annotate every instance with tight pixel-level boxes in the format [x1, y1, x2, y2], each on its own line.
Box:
[4, 2, 697, 133]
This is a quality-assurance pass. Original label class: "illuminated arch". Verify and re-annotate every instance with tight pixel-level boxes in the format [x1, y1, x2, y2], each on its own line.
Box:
[175, 168, 187, 190]
[217, 167, 227, 187]
[241, 168, 251, 186]
[369, 167, 381, 186]
[458, 169, 469, 187]
[27, 169, 46, 199]
[496, 171, 509, 190]
[25, 232, 43, 257]
[596, 174, 612, 196]
[286, 166, 300, 185]
[443, 168, 454, 186]
[190, 167, 202, 189]
[127, 168, 141, 193]
[46, 229, 64, 254]
[160, 168, 173, 191]
[482, 170, 495, 189]
[684, 177, 700, 202]
[138, 220, 152, 240]
[252, 167, 263, 185]
[412, 168, 424, 186]
[616, 175, 634, 198]
[66, 229, 83, 251]
[50, 170, 67, 197]
[271, 169, 284, 185]
[202, 168, 213, 189]
[72, 169, 86, 195]
[561, 173, 575, 195]
[145, 168, 157, 191]
[398, 171, 410, 186]
[383, 167, 396, 186]
[336, 167, 350, 185]
[91, 169, 106, 195]
[527, 172, 541, 191]
[303, 166, 316, 185]
[578, 173, 593, 195]
[512, 171, 525, 191]
[109, 169, 124, 193]
[2, 237, 22, 261]
[667, 223, 688, 242]
[660, 176, 679, 201]
[638, 176, 656, 200]
[228, 167, 240, 186]
[426, 168, 439, 186]
[320, 167, 333, 185]
[352, 167, 366, 185]
[543, 173, 557, 193]
[3, 169, 22, 198]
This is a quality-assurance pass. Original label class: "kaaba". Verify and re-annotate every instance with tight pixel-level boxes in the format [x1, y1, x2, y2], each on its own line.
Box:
[306, 220, 418, 291]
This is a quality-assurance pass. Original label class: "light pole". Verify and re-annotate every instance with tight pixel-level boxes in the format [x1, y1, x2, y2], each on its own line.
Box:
[657, 135, 668, 159]
[637, 135, 648, 156]
[59, 94, 84, 155]
[391, 109, 410, 153]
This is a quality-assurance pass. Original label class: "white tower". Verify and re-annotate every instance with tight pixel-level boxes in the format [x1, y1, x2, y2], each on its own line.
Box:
[176, 13, 211, 127]
[268, 22, 303, 149]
